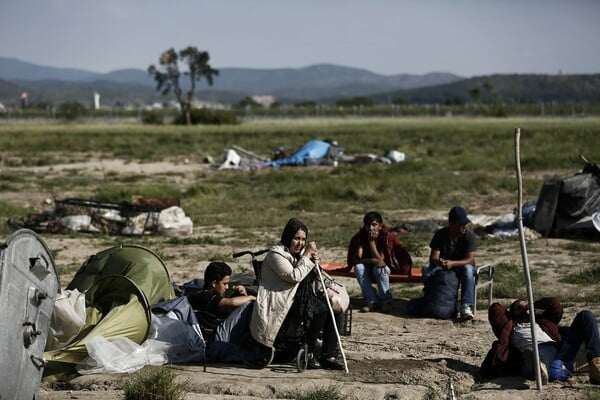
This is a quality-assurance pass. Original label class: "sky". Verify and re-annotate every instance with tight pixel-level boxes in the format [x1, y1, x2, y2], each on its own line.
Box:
[1, 0, 599, 78]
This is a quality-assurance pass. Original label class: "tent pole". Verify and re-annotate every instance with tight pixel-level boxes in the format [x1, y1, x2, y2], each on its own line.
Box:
[515, 128, 543, 391]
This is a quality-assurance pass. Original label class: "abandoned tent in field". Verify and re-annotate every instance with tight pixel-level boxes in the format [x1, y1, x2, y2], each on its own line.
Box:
[42, 244, 175, 382]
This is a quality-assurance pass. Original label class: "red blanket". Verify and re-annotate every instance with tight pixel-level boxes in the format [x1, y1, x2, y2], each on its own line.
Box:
[321, 262, 423, 283]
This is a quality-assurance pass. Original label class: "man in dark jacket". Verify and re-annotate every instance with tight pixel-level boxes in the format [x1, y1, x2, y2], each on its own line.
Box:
[347, 211, 412, 313]
[481, 297, 600, 385]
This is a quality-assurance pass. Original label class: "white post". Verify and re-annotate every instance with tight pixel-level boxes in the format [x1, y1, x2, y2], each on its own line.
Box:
[93, 92, 100, 110]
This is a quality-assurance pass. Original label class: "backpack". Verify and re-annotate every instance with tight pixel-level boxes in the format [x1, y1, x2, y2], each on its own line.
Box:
[422, 269, 459, 319]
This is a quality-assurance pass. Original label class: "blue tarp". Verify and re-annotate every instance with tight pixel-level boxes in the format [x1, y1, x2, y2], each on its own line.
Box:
[268, 140, 331, 167]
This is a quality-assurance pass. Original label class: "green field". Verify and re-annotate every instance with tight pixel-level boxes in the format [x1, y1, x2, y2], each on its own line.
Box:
[1, 117, 599, 247]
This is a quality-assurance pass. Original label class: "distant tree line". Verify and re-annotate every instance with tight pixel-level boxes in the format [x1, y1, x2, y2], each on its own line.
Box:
[5, 100, 600, 123]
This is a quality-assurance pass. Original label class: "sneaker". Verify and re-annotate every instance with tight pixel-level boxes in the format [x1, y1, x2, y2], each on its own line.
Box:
[540, 361, 549, 384]
[460, 306, 474, 321]
[590, 356, 600, 385]
[523, 349, 549, 384]
[360, 302, 376, 313]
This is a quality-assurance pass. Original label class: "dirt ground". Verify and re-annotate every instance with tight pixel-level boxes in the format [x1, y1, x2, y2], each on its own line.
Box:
[4, 158, 600, 399]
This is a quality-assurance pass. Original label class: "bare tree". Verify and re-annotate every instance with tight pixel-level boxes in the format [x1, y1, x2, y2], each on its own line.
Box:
[148, 46, 219, 125]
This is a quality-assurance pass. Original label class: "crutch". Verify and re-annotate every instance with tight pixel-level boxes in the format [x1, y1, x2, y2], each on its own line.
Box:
[314, 260, 350, 373]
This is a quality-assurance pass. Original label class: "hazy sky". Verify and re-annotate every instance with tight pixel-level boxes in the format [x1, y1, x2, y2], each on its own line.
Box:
[1, 0, 599, 77]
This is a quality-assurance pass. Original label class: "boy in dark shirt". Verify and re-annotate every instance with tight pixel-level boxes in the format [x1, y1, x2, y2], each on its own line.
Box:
[187, 261, 255, 362]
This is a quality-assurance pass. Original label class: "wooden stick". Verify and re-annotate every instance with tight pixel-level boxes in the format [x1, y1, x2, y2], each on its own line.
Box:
[515, 128, 543, 391]
[315, 262, 349, 373]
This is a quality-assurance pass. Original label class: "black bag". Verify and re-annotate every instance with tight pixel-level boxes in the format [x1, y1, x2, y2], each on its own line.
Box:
[422, 269, 459, 319]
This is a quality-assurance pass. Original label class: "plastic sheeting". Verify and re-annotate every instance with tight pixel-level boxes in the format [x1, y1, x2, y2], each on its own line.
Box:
[268, 140, 332, 167]
[43, 276, 151, 381]
[534, 171, 600, 237]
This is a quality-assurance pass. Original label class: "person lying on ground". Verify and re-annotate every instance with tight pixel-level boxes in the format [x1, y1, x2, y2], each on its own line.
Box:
[187, 261, 256, 362]
[250, 217, 345, 370]
[481, 296, 600, 385]
[422, 206, 477, 320]
[347, 211, 412, 313]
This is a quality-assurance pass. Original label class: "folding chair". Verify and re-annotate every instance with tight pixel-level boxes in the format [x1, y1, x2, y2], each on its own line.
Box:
[474, 263, 495, 315]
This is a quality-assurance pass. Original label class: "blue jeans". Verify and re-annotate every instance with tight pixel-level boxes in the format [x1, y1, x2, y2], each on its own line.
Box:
[354, 263, 392, 305]
[522, 311, 600, 378]
[422, 263, 476, 308]
[521, 342, 560, 379]
[556, 310, 600, 363]
[208, 301, 254, 363]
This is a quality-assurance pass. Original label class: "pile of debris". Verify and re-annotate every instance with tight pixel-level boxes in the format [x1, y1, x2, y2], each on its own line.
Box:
[8, 196, 193, 237]
[214, 139, 407, 170]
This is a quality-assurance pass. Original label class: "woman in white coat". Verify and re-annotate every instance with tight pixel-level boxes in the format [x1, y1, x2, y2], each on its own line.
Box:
[250, 217, 344, 370]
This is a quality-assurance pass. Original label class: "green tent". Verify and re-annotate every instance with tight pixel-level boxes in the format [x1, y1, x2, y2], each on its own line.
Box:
[43, 244, 175, 381]
[67, 244, 174, 304]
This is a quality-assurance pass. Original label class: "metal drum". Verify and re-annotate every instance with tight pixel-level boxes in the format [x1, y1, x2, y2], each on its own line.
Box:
[0, 229, 59, 400]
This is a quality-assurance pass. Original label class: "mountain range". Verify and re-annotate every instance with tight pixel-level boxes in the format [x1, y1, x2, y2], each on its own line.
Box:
[0, 57, 599, 108]
[0, 57, 461, 107]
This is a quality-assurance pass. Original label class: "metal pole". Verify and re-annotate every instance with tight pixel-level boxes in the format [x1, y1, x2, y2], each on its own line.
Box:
[514, 128, 543, 390]
[315, 262, 349, 373]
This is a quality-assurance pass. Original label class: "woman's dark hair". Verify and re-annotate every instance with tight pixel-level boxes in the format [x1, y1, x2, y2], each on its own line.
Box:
[203, 261, 232, 290]
[280, 217, 308, 249]
[363, 211, 383, 226]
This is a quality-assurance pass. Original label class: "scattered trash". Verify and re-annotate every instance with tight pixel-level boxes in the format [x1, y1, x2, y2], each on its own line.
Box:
[46, 289, 86, 351]
[213, 139, 408, 170]
[8, 196, 193, 237]
[386, 150, 407, 163]
[76, 336, 169, 375]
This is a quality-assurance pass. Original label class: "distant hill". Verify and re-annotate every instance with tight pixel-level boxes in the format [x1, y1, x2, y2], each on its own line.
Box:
[0, 57, 98, 82]
[367, 74, 600, 104]
[206, 65, 460, 95]
[0, 57, 599, 107]
[0, 57, 463, 106]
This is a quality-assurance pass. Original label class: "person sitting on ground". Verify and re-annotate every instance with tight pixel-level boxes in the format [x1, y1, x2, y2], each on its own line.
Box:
[481, 297, 600, 385]
[347, 211, 412, 313]
[422, 206, 477, 320]
[250, 217, 345, 370]
[186, 261, 256, 362]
